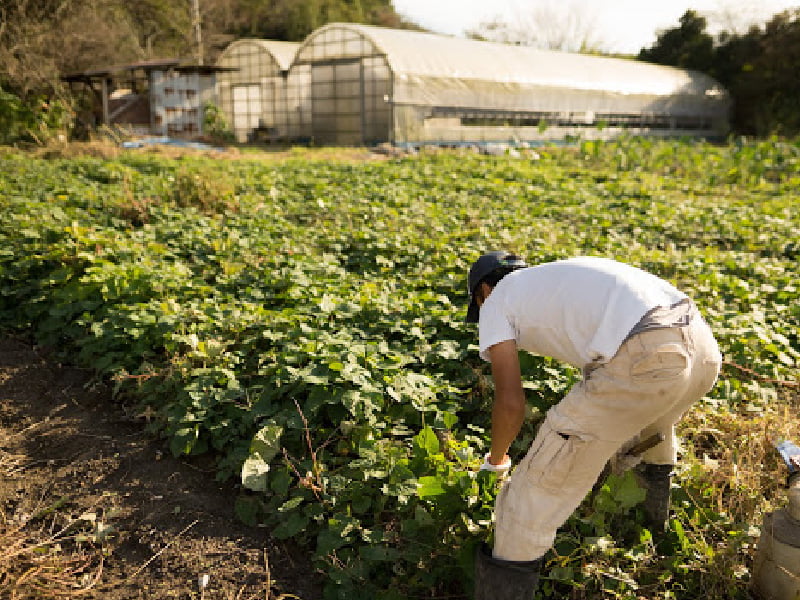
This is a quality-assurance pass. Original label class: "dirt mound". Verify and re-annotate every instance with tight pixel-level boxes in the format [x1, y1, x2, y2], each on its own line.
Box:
[0, 336, 321, 599]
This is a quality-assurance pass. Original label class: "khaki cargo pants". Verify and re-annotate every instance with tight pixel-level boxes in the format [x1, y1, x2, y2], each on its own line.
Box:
[493, 314, 722, 561]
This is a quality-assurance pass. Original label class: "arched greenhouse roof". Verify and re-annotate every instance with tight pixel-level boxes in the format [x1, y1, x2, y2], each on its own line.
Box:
[218, 39, 300, 72]
[295, 23, 728, 100]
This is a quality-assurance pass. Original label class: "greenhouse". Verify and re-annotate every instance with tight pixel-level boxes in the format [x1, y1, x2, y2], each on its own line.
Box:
[289, 23, 731, 147]
[215, 39, 301, 143]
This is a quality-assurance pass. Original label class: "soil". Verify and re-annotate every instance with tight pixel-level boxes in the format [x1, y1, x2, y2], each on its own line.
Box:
[0, 336, 323, 600]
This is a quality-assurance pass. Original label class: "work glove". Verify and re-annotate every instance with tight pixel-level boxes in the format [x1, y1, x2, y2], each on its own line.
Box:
[609, 451, 643, 476]
[480, 453, 512, 474]
[610, 433, 665, 476]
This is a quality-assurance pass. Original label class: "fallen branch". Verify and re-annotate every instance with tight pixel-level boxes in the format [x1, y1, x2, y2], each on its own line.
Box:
[722, 360, 798, 389]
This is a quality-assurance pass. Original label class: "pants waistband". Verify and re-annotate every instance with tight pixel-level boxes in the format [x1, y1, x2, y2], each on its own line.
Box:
[623, 298, 696, 345]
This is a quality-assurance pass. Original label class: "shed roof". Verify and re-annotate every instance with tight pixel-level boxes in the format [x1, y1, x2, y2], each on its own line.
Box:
[63, 59, 231, 82]
[63, 59, 181, 81]
[298, 23, 727, 99]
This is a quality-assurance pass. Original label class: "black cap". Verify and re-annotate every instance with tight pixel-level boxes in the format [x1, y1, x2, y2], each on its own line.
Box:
[466, 251, 527, 323]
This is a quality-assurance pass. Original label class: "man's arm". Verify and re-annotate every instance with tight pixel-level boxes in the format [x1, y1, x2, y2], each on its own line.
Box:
[487, 339, 526, 466]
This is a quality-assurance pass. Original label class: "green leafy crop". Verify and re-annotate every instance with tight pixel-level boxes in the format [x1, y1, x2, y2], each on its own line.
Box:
[1, 137, 798, 598]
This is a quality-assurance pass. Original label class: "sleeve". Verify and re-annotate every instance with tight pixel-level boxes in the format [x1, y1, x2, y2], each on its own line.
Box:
[478, 295, 516, 362]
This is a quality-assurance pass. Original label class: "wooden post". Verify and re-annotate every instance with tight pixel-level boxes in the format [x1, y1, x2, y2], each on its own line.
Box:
[192, 0, 203, 65]
[101, 77, 110, 125]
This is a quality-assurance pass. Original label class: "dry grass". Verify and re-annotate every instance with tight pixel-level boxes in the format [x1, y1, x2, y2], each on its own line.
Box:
[681, 391, 800, 521]
[0, 501, 107, 598]
[21, 136, 396, 163]
[663, 389, 800, 596]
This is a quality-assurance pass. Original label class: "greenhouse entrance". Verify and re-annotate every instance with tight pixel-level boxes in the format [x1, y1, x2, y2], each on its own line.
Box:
[231, 84, 262, 141]
[311, 59, 363, 145]
[216, 39, 300, 144]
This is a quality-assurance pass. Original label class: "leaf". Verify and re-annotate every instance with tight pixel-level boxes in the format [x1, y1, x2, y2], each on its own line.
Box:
[413, 426, 440, 458]
[316, 527, 351, 555]
[351, 494, 372, 514]
[272, 512, 309, 540]
[270, 468, 292, 495]
[417, 476, 446, 498]
[278, 496, 305, 512]
[359, 545, 399, 562]
[390, 372, 437, 408]
[612, 471, 647, 510]
[241, 455, 270, 492]
[440, 411, 458, 429]
[250, 424, 284, 461]
[241, 424, 284, 491]
[319, 294, 336, 313]
[234, 496, 261, 527]
[169, 426, 199, 457]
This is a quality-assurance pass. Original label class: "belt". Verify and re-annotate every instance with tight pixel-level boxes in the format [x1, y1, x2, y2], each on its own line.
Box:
[623, 298, 696, 344]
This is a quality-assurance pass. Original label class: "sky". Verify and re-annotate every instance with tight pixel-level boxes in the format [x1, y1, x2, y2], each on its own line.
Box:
[391, 0, 800, 54]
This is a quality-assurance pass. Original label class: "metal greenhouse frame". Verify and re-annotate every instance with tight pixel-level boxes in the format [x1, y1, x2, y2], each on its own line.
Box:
[290, 23, 731, 147]
[216, 39, 301, 143]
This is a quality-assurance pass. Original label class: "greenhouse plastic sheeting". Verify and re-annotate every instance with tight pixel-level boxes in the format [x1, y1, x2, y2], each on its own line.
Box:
[216, 40, 302, 142]
[218, 39, 299, 73]
[294, 23, 729, 122]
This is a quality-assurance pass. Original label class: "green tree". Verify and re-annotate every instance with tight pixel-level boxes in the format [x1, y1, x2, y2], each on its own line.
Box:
[638, 8, 800, 135]
[638, 10, 715, 74]
[740, 10, 800, 134]
[202, 0, 415, 42]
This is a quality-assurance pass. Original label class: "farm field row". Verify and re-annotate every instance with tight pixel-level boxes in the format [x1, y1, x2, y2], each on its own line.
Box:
[1, 138, 798, 599]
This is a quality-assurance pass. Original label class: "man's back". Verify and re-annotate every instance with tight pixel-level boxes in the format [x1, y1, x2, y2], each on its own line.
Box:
[478, 257, 687, 367]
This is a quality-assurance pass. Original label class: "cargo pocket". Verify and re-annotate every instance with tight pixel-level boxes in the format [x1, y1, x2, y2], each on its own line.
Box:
[629, 342, 689, 381]
[521, 423, 596, 493]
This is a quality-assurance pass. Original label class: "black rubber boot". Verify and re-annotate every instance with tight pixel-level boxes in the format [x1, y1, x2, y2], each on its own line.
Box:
[634, 463, 674, 531]
[474, 544, 541, 600]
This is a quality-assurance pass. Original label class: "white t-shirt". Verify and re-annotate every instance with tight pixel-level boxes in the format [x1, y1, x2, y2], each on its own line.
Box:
[478, 257, 687, 367]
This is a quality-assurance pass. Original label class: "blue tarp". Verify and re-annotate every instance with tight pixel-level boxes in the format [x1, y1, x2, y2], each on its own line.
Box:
[122, 137, 223, 151]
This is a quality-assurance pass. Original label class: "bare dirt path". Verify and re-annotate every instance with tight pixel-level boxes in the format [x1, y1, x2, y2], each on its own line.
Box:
[0, 336, 321, 600]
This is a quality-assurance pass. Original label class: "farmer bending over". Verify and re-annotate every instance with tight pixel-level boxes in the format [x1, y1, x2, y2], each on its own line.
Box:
[466, 252, 722, 599]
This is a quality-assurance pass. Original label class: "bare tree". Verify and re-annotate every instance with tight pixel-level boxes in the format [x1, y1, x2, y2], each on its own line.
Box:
[0, 0, 146, 95]
[467, 0, 606, 53]
[701, 0, 793, 36]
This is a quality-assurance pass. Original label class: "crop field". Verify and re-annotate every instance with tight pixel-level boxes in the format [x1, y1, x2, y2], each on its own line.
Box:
[1, 138, 799, 599]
